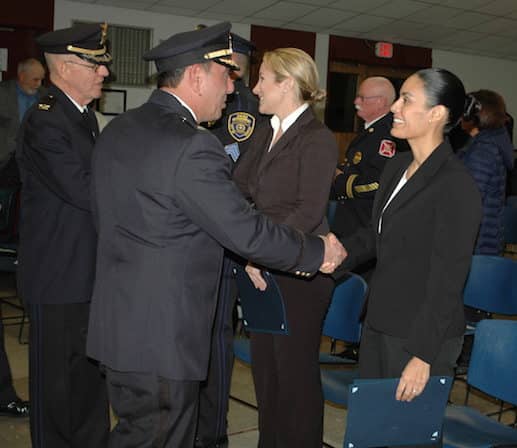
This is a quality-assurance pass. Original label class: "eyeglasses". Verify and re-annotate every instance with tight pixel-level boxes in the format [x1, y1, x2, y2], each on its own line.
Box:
[355, 95, 382, 102]
[65, 60, 103, 73]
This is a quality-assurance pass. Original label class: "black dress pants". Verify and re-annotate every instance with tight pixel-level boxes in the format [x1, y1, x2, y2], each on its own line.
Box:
[106, 368, 200, 448]
[28, 303, 110, 448]
[250, 273, 333, 448]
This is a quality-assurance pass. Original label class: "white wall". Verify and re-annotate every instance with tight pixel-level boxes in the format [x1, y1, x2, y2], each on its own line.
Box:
[54, 0, 252, 110]
[55, 0, 517, 141]
[433, 50, 517, 143]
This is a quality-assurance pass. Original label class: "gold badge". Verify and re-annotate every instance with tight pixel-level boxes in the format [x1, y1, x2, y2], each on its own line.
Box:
[352, 151, 362, 165]
[228, 112, 255, 142]
[38, 103, 51, 111]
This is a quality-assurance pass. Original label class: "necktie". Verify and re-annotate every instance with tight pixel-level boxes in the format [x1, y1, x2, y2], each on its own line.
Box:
[82, 109, 97, 139]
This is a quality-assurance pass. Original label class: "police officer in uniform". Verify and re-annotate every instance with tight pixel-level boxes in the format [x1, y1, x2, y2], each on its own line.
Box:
[196, 33, 264, 448]
[16, 23, 111, 447]
[207, 33, 265, 162]
[86, 22, 345, 448]
[332, 77, 408, 239]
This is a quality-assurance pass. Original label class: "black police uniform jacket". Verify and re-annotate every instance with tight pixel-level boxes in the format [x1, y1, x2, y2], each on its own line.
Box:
[208, 78, 265, 160]
[16, 84, 99, 305]
[331, 112, 409, 237]
[86, 90, 324, 381]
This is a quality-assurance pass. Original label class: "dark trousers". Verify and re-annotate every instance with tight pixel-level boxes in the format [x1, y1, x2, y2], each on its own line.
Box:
[358, 324, 463, 379]
[358, 325, 463, 448]
[106, 368, 200, 448]
[196, 256, 238, 447]
[28, 303, 110, 448]
[250, 273, 333, 448]
[0, 317, 18, 403]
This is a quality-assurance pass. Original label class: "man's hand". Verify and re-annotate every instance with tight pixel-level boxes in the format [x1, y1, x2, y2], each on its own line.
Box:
[245, 263, 267, 291]
[395, 356, 430, 402]
[319, 233, 347, 274]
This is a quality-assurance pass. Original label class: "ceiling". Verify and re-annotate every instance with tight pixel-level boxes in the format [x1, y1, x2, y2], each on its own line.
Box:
[74, 0, 517, 61]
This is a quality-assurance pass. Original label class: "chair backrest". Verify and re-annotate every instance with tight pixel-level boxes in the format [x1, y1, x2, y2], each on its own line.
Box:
[344, 376, 453, 448]
[463, 255, 517, 315]
[322, 273, 368, 344]
[503, 205, 517, 244]
[467, 319, 517, 406]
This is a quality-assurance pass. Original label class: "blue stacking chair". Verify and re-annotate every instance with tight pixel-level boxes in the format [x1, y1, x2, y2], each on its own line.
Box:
[320, 272, 367, 364]
[443, 320, 517, 448]
[463, 255, 517, 317]
[344, 376, 453, 447]
[320, 273, 368, 408]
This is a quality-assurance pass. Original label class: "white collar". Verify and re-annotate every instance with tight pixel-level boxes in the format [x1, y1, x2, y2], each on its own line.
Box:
[167, 92, 198, 123]
[64, 92, 88, 113]
[270, 103, 309, 135]
[364, 113, 387, 130]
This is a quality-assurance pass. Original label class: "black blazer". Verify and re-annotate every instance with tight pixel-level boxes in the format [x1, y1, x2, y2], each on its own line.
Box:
[16, 84, 99, 305]
[338, 141, 481, 364]
[233, 107, 338, 235]
[87, 90, 325, 381]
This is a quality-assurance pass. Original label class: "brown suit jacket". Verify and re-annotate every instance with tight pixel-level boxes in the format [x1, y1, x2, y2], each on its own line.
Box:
[233, 107, 338, 236]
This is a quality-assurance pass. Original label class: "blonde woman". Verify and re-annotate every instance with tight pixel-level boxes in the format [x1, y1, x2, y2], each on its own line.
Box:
[233, 48, 338, 447]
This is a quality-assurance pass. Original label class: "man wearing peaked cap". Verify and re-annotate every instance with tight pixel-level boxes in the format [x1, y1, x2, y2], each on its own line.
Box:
[196, 31, 266, 448]
[86, 22, 345, 447]
[15, 22, 111, 448]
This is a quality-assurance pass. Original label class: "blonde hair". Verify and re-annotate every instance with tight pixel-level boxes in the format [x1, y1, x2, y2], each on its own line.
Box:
[262, 48, 325, 104]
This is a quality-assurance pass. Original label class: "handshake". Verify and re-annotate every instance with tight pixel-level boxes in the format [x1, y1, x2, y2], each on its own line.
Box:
[319, 233, 347, 274]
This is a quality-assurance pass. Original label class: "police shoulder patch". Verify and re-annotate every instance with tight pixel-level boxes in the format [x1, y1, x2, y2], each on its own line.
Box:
[378, 139, 396, 158]
[227, 111, 256, 142]
[37, 95, 56, 111]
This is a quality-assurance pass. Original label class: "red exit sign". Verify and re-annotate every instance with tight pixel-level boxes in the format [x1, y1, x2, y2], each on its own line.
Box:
[375, 42, 393, 58]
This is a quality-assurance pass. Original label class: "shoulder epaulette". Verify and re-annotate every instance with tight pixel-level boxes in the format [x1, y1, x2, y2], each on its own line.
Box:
[37, 95, 56, 111]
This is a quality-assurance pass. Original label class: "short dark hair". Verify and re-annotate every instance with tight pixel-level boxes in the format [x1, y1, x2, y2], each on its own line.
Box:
[157, 67, 186, 88]
[415, 68, 466, 133]
[464, 89, 507, 130]
[156, 61, 212, 89]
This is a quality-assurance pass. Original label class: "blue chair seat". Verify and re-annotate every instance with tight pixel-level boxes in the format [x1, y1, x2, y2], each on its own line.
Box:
[320, 368, 358, 408]
[444, 405, 517, 448]
[233, 336, 252, 365]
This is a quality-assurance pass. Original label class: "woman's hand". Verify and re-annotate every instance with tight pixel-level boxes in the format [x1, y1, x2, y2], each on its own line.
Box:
[245, 263, 267, 291]
[395, 356, 430, 402]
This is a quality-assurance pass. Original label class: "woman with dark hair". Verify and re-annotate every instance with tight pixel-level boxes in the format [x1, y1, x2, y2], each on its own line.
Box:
[232, 48, 337, 447]
[336, 68, 482, 400]
[460, 89, 514, 255]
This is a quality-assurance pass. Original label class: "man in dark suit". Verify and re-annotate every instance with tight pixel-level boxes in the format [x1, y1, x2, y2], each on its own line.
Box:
[196, 32, 264, 448]
[16, 24, 112, 448]
[86, 22, 345, 448]
[332, 77, 408, 239]
[0, 58, 46, 171]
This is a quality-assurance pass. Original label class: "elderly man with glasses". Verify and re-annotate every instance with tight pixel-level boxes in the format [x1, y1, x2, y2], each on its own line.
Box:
[332, 76, 409, 246]
[15, 23, 111, 448]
